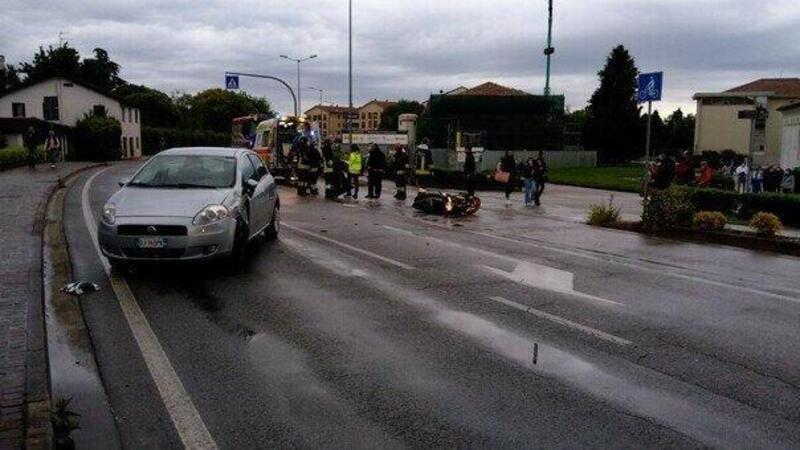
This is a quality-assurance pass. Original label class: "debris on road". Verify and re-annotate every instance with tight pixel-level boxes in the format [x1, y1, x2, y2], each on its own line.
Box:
[61, 282, 100, 296]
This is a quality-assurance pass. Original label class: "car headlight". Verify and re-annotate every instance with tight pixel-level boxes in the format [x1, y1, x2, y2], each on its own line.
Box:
[193, 204, 230, 226]
[101, 202, 116, 225]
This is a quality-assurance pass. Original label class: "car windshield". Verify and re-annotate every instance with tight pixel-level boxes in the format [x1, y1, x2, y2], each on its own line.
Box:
[129, 155, 236, 188]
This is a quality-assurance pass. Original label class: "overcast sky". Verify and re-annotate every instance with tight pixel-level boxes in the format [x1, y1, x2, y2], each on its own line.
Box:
[2, 0, 799, 116]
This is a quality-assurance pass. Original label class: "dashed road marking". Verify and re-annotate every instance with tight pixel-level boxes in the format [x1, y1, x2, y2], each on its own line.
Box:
[81, 168, 218, 450]
[284, 222, 416, 270]
[488, 296, 632, 346]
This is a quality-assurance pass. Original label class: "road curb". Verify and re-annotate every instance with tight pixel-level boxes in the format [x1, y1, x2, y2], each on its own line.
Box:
[25, 163, 106, 449]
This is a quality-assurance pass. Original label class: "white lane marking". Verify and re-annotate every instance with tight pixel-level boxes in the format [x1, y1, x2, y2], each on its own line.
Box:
[381, 223, 622, 306]
[488, 296, 632, 346]
[283, 222, 415, 271]
[471, 231, 800, 305]
[82, 168, 218, 449]
[482, 264, 623, 307]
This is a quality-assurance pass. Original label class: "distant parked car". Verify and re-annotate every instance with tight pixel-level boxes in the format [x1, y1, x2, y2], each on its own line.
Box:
[98, 147, 279, 270]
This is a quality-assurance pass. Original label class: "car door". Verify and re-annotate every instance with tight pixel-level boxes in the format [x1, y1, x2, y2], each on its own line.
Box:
[248, 153, 276, 223]
[240, 154, 268, 234]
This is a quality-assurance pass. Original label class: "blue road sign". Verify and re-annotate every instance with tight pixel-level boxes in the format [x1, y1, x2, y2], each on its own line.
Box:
[225, 75, 239, 90]
[637, 72, 663, 102]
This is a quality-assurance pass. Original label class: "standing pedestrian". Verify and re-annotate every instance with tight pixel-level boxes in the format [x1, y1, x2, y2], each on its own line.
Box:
[695, 161, 714, 187]
[366, 144, 386, 199]
[322, 140, 338, 199]
[751, 167, 764, 193]
[533, 150, 547, 206]
[463, 147, 477, 197]
[293, 137, 310, 196]
[734, 158, 749, 193]
[499, 150, 517, 205]
[24, 126, 37, 170]
[45, 130, 61, 169]
[521, 157, 536, 206]
[675, 151, 694, 185]
[346, 145, 363, 199]
[306, 141, 322, 196]
[414, 138, 433, 187]
[393, 145, 410, 200]
[782, 169, 796, 194]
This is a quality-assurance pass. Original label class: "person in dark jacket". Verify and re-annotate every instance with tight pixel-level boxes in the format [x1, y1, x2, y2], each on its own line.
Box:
[393, 145, 410, 200]
[533, 151, 547, 206]
[366, 144, 386, 199]
[499, 150, 517, 204]
[24, 126, 38, 170]
[463, 148, 477, 197]
[322, 140, 338, 199]
[520, 158, 536, 206]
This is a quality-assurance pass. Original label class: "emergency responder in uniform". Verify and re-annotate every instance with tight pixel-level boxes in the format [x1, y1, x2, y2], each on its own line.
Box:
[322, 140, 338, 199]
[306, 140, 322, 196]
[294, 137, 310, 196]
[346, 145, 363, 199]
[414, 138, 433, 187]
[393, 145, 410, 200]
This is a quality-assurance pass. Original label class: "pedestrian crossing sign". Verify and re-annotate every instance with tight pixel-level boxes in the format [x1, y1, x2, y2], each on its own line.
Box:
[225, 75, 239, 90]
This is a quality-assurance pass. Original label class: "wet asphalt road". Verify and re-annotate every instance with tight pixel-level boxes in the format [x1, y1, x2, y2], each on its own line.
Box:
[63, 161, 800, 448]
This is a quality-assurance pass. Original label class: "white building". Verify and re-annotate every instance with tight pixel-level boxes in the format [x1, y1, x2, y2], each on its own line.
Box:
[0, 77, 142, 158]
[779, 102, 800, 169]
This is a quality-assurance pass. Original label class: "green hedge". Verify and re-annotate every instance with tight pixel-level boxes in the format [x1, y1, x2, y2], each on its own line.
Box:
[142, 127, 230, 155]
[677, 186, 800, 227]
[0, 145, 45, 170]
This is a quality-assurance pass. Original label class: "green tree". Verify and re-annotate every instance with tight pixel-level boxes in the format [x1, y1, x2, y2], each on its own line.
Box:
[379, 100, 425, 130]
[184, 88, 273, 133]
[0, 65, 21, 95]
[114, 84, 179, 128]
[664, 108, 695, 150]
[79, 48, 123, 91]
[583, 45, 641, 163]
[72, 113, 122, 161]
[18, 43, 82, 84]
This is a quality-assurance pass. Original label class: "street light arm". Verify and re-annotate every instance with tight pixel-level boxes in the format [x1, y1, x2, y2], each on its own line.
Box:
[225, 71, 299, 116]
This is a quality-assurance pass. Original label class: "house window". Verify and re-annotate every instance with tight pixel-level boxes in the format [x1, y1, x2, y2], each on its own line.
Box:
[134, 109, 139, 123]
[12, 103, 25, 118]
[122, 136, 128, 154]
[129, 137, 134, 154]
[136, 137, 140, 150]
[43, 96, 59, 121]
[93, 105, 106, 117]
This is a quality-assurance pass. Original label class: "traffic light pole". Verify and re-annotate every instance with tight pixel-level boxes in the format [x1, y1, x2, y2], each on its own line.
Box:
[643, 100, 653, 197]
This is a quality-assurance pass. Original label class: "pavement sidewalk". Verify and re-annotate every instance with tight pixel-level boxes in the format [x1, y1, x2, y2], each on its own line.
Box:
[0, 162, 97, 449]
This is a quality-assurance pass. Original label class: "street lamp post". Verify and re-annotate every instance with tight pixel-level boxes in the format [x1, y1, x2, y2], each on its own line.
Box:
[309, 86, 324, 105]
[348, 0, 353, 144]
[280, 54, 317, 115]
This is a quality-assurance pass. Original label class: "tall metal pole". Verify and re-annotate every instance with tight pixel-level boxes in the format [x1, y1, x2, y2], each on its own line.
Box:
[225, 71, 297, 116]
[296, 61, 301, 115]
[348, 0, 353, 145]
[644, 100, 653, 196]
[544, 0, 554, 96]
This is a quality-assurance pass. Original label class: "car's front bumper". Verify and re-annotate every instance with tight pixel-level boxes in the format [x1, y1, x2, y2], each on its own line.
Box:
[98, 216, 237, 262]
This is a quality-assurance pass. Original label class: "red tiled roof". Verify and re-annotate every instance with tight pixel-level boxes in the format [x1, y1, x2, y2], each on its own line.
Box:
[460, 82, 529, 96]
[305, 104, 357, 115]
[725, 78, 800, 97]
[361, 99, 396, 109]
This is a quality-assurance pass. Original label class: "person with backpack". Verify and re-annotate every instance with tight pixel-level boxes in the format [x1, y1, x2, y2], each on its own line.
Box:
[498, 150, 517, 205]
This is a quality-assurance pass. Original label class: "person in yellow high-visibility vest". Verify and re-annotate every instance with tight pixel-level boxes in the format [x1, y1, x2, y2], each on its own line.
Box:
[346, 145, 363, 199]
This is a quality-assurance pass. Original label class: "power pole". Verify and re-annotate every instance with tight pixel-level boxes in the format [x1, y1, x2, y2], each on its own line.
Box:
[544, 0, 554, 96]
[348, 0, 354, 145]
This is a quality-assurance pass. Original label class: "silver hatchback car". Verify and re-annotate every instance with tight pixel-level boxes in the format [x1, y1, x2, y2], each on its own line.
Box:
[98, 147, 279, 268]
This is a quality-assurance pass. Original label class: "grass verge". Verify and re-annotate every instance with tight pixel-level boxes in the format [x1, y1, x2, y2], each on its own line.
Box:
[549, 164, 643, 192]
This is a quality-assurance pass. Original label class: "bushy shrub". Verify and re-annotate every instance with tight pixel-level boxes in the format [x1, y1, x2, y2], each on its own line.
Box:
[142, 127, 230, 155]
[72, 114, 122, 161]
[588, 195, 621, 226]
[642, 187, 695, 227]
[681, 187, 800, 227]
[0, 145, 45, 170]
[0, 132, 7, 149]
[709, 173, 734, 190]
[692, 211, 727, 231]
[749, 212, 782, 237]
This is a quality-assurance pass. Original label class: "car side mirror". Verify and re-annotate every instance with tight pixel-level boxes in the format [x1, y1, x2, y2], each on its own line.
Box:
[245, 178, 258, 194]
[118, 177, 130, 187]
[256, 165, 267, 179]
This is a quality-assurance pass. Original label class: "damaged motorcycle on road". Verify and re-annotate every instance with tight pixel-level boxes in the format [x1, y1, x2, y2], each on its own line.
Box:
[412, 190, 481, 217]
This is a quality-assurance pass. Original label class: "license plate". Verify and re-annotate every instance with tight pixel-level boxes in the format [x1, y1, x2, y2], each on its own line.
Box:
[136, 237, 167, 249]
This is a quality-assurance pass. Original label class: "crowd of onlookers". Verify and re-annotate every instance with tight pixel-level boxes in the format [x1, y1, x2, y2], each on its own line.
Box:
[648, 151, 797, 194]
